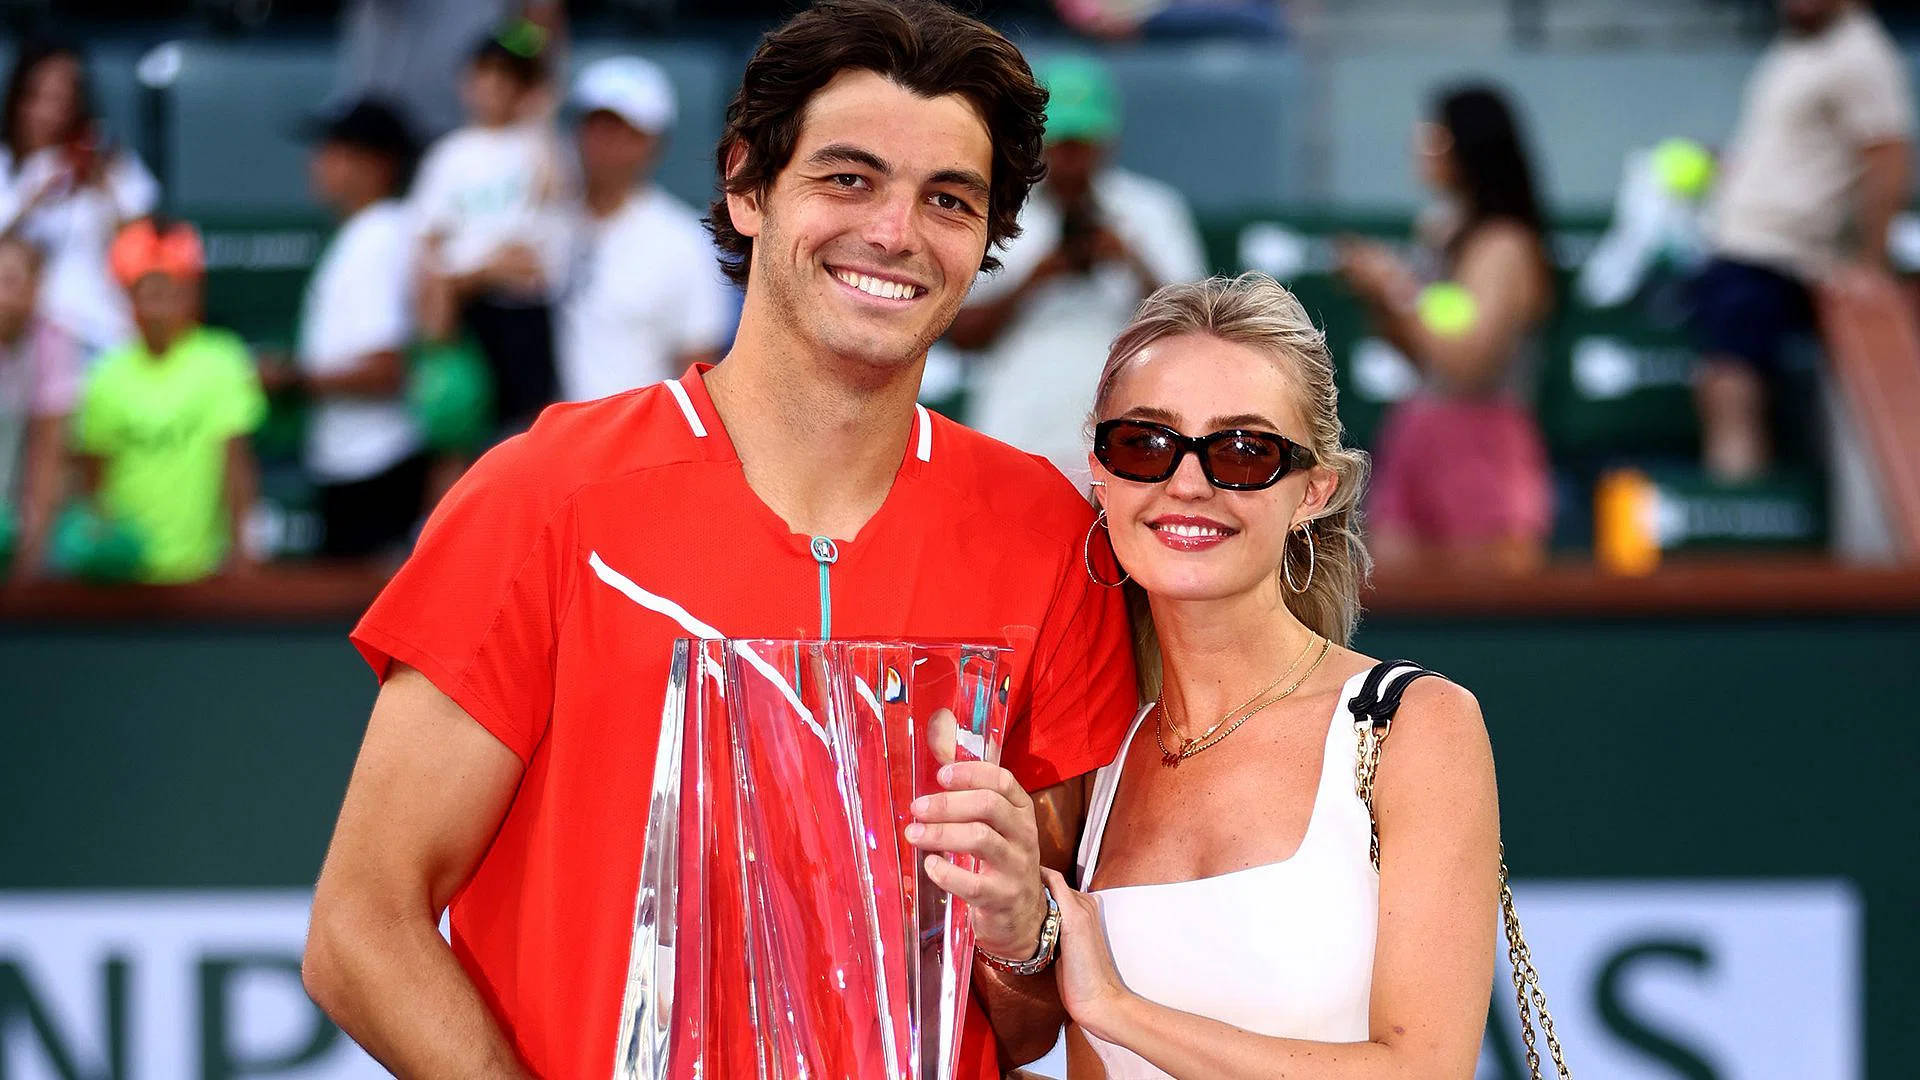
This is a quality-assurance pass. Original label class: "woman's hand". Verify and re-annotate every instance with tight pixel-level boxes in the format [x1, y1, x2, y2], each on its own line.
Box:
[1039, 867, 1134, 1042]
[1335, 235, 1419, 309]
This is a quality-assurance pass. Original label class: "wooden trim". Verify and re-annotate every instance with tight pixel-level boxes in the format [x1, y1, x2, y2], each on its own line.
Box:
[5, 558, 1920, 624]
[1364, 557, 1920, 618]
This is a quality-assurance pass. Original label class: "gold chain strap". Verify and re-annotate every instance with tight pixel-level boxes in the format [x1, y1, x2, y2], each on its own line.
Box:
[1357, 710, 1572, 1080]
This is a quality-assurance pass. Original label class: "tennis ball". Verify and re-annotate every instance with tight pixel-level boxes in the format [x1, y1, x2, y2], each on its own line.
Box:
[1417, 282, 1479, 338]
[1652, 137, 1714, 200]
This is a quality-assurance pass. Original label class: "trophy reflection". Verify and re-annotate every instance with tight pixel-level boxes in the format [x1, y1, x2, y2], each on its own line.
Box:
[614, 639, 1012, 1080]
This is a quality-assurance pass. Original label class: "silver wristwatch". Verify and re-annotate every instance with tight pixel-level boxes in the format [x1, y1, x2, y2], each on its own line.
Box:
[976, 884, 1061, 976]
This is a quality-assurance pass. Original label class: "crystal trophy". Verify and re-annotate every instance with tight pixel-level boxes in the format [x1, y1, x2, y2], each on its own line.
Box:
[614, 639, 1012, 1080]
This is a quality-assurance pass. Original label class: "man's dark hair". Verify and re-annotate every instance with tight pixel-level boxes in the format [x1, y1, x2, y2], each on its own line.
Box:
[706, 0, 1049, 287]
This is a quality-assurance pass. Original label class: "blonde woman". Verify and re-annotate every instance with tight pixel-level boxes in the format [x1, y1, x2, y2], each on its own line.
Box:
[1043, 273, 1501, 1078]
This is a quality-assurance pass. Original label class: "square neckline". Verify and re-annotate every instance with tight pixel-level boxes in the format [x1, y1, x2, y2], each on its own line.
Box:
[1083, 667, 1372, 895]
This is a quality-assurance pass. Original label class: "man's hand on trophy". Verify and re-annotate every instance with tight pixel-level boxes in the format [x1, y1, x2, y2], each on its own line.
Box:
[905, 709, 1047, 962]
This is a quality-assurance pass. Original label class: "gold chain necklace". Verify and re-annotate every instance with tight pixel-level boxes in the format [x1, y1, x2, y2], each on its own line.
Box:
[1154, 635, 1330, 768]
[1160, 632, 1316, 751]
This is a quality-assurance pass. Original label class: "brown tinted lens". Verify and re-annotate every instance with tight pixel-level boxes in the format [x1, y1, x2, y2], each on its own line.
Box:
[1101, 422, 1180, 480]
[1204, 432, 1288, 486]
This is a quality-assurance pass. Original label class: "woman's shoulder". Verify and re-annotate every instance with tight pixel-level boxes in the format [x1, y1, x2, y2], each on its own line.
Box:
[1459, 217, 1543, 261]
[1333, 651, 1484, 727]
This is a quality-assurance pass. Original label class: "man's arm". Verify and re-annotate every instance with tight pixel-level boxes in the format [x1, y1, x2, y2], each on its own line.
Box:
[303, 664, 532, 1077]
[969, 776, 1086, 1066]
[1856, 138, 1910, 270]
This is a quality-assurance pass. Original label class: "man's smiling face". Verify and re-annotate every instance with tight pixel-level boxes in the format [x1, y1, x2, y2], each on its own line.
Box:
[729, 68, 994, 374]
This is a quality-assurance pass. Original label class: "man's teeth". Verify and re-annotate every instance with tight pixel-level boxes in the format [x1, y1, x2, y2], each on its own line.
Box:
[835, 269, 919, 300]
[1160, 523, 1229, 538]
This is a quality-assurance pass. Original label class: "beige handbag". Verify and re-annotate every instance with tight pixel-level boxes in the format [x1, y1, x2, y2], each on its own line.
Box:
[1350, 661, 1572, 1080]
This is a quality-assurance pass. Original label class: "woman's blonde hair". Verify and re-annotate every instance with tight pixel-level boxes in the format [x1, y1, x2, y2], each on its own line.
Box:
[1090, 273, 1372, 700]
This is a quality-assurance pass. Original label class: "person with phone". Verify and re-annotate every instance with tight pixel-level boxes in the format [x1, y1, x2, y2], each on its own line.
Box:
[0, 40, 161, 360]
[1042, 273, 1503, 1079]
[949, 54, 1207, 489]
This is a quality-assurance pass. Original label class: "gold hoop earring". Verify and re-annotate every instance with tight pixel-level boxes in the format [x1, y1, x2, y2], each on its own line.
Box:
[1282, 523, 1315, 594]
[1083, 511, 1129, 588]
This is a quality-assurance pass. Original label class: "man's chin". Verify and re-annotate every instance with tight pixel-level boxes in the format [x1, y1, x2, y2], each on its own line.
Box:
[813, 322, 937, 375]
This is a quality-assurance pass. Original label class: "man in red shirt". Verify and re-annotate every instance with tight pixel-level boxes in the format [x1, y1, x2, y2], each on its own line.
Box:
[301, 1, 1138, 1076]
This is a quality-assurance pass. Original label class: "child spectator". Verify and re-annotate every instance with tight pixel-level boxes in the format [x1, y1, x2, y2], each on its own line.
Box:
[72, 220, 265, 583]
[409, 20, 574, 435]
[265, 98, 429, 559]
[0, 41, 161, 358]
[0, 234, 82, 580]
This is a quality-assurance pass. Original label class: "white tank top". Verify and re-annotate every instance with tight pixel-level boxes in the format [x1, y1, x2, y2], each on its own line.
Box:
[1072, 668, 1381, 1078]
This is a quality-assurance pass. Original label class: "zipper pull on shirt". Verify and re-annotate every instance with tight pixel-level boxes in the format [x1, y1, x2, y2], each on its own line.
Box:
[809, 536, 839, 640]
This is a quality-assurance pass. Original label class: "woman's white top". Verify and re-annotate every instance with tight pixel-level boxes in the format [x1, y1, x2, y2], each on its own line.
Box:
[1072, 668, 1381, 1078]
[0, 147, 160, 355]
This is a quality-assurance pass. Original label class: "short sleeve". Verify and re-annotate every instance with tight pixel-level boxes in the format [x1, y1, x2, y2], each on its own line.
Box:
[997, 516, 1139, 791]
[347, 216, 415, 355]
[212, 340, 267, 439]
[350, 434, 576, 762]
[71, 361, 119, 455]
[105, 151, 161, 220]
[1834, 35, 1916, 146]
[405, 139, 454, 238]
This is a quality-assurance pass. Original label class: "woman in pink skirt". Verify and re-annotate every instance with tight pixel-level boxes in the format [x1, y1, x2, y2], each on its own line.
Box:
[1337, 83, 1555, 575]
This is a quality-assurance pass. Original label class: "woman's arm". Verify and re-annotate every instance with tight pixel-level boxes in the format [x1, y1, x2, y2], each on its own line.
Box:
[1049, 679, 1500, 1079]
[1346, 224, 1548, 394]
[10, 415, 68, 579]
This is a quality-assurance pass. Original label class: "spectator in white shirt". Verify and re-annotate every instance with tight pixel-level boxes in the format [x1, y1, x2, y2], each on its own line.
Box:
[264, 99, 429, 559]
[0, 41, 160, 359]
[411, 21, 575, 434]
[557, 57, 731, 402]
[949, 54, 1206, 487]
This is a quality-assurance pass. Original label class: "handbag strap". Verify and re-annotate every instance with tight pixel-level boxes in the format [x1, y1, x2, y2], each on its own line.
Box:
[1349, 661, 1572, 1080]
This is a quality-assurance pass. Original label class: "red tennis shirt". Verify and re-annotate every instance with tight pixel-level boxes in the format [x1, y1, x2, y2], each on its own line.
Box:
[351, 365, 1137, 1078]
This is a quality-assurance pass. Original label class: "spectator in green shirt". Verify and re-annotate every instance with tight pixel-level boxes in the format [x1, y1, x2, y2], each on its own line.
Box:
[72, 219, 264, 582]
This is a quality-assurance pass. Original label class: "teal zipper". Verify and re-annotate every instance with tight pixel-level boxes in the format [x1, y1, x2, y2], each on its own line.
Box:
[809, 536, 839, 639]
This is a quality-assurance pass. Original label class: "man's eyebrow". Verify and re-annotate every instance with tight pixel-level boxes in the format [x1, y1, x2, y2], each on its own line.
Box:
[804, 143, 892, 175]
[929, 168, 991, 202]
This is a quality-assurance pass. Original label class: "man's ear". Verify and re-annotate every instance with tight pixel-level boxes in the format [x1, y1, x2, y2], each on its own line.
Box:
[722, 141, 763, 240]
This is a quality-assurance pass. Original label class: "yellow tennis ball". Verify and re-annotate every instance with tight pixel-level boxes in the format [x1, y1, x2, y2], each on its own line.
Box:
[1652, 137, 1714, 200]
[1417, 282, 1478, 338]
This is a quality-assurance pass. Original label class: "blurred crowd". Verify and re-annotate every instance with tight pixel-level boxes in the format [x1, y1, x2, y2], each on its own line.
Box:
[1, 11, 735, 583]
[0, 0, 1910, 586]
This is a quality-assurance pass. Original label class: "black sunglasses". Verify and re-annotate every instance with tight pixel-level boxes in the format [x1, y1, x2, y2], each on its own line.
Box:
[1093, 418, 1315, 491]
